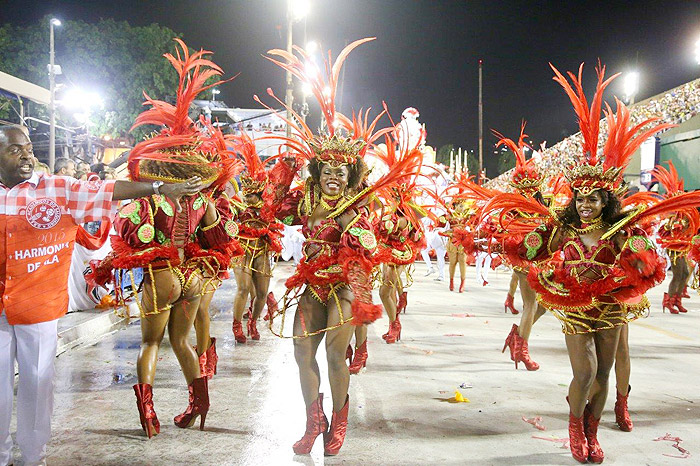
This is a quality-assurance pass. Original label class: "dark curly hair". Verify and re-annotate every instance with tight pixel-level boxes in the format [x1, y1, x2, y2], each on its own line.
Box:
[558, 189, 623, 227]
[308, 158, 367, 190]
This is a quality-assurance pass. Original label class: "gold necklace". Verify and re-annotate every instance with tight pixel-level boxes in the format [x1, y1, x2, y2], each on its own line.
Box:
[319, 192, 343, 211]
[572, 216, 605, 234]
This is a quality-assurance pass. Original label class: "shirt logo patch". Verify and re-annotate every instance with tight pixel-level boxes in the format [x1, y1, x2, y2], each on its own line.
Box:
[26, 198, 61, 229]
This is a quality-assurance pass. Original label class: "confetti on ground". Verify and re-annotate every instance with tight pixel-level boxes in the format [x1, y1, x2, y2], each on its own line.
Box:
[522, 416, 546, 431]
[654, 433, 691, 459]
[401, 344, 434, 355]
[444, 333, 464, 337]
[532, 435, 569, 449]
[453, 391, 470, 403]
[459, 383, 472, 389]
[451, 313, 475, 318]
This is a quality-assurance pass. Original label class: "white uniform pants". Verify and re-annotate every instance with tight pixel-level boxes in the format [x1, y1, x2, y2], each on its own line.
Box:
[0, 313, 57, 466]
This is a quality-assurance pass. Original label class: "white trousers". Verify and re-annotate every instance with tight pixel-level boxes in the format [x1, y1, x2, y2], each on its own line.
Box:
[0, 313, 57, 466]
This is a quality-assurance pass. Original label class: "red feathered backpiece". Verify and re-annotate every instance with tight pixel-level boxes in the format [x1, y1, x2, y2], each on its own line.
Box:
[493, 122, 544, 197]
[550, 62, 674, 196]
[128, 38, 238, 186]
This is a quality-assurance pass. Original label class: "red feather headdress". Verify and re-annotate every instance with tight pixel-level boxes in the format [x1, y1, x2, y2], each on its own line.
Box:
[551, 62, 674, 195]
[493, 122, 543, 196]
[128, 38, 237, 186]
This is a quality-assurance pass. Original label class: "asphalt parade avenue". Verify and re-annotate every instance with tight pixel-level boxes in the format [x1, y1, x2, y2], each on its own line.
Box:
[19, 262, 700, 465]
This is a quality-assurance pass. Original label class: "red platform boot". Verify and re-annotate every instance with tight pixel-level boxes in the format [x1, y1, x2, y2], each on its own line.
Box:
[349, 340, 368, 374]
[584, 405, 604, 463]
[174, 377, 210, 430]
[502, 324, 518, 362]
[568, 412, 589, 463]
[459, 278, 466, 293]
[232, 318, 247, 343]
[384, 316, 402, 344]
[662, 292, 679, 314]
[133, 383, 160, 438]
[247, 316, 260, 340]
[324, 395, 349, 456]
[293, 394, 329, 454]
[397, 291, 408, 314]
[614, 385, 633, 432]
[513, 334, 539, 371]
[504, 294, 520, 314]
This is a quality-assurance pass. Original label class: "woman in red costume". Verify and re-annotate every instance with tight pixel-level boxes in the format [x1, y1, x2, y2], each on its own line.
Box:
[482, 63, 691, 463]
[228, 131, 285, 343]
[94, 40, 241, 438]
[260, 38, 419, 456]
[373, 137, 429, 345]
[441, 197, 474, 292]
[653, 161, 698, 314]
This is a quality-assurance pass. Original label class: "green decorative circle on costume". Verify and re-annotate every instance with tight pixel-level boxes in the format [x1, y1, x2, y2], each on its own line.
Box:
[193, 193, 205, 210]
[282, 215, 294, 226]
[153, 194, 174, 216]
[155, 228, 166, 244]
[692, 235, 700, 245]
[225, 219, 239, 237]
[137, 224, 155, 243]
[524, 230, 543, 260]
[118, 202, 142, 225]
[349, 226, 377, 250]
[626, 235, 652, 253]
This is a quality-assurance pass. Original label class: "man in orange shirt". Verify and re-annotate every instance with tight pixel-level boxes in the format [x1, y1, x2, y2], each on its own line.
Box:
[0, 125, 205, 466]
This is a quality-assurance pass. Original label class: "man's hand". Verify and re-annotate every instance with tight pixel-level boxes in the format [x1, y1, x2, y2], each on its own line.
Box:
[160, 176, 209, 212]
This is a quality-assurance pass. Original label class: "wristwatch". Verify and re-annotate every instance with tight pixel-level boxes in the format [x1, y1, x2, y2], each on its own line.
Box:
[152, 181, 164, 195]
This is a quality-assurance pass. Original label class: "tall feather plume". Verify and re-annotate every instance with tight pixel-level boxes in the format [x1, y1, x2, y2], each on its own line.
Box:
[550, 62, 619, 165]
[652, 160, 684, 195]
[230, 129, 267, 183]
[493, 121, 530, 170]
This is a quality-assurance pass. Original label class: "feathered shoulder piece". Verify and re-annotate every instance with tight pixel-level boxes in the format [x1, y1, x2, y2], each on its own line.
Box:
[551, 62, 675, 195]
[493, 122, 543, 196]
[257, 38, 388, 167]
[128, 39, 235, 185]
[652, 160, 684, 197]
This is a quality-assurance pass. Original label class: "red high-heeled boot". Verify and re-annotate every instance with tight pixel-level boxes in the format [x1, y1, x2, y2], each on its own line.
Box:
[449, 278, 455, 291]
[232, 318, 247, 343]
[504, 294, 520, 314]
[133, 383, 160, 438]
[683, 286, 690, 298]
[513, 334, 539, 371]
[584, 405, 604, 463]
[397, 292, 408, 314]
[264, 291, 278, 321]
[349, 340, 368, 374]
[459, 278, 466, 293]
[293, 394, 329, 454]
[196, 347, 207, 378]
[385, 317, 402, 344]
[568, 412, 589, 463]
[502, 324, 518, 362]
[205, 337, 218, 378]
[324, 395, 349, 456]
[662, 292, 679, 314]
[247, 317, 260, 340]
[675, 294, 688, 313]
[345, 344, 353, 363]
[174, 377, 209, 430]
[614, 385, 633, 432]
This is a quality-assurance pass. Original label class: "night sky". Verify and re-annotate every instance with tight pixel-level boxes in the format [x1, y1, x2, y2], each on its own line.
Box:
[2, 0, 700, 174]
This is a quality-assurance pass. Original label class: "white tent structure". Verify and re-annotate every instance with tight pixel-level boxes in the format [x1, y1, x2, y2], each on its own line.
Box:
[0, 70, 50, 111]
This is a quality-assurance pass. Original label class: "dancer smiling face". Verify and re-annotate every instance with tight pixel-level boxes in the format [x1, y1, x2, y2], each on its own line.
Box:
[319, 163, 349, 197]
[575, 190, 604, 223]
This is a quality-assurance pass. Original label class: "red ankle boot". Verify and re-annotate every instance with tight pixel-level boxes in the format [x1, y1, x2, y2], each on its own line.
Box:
[174, 377, 210, 430]
[232, 318, 247, 343]
[293, 394, 329, 454]
[449, 278, 455, 291]
[264, 292, 278, 321]
[133, 383, 160, 438]
[397, 291, 408, 314]
[502, 324, 518, 362]
[504, 294, 520, 314]
[205, 337, 218, 378]
[349, 340, 368, 374]
[568, 412, 589, 463]
[614, 385, 633, 432]
[675, 295, 688, 313]
[513, 334, 539, 371]
[459, 279, 466, 293]
[247, 317, 260, 340]
[584, 405, 604, 463]
[385, 317, 402, 344]
[683, 286, 690, 298]
[324, 395, 349, 456]
[663, 292, 679, 314]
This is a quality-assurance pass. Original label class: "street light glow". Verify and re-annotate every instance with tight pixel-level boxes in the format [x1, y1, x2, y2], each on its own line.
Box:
[695, 37, 700, 65]
[306, 40, 318, 54]
[290, 0, 310, 21]
[212, 88, 220, 95]
[623, 71, 639, 100]
[50, 18, 61, 26]
[302, 83, 313, 97]
[62, 88, 104, 111]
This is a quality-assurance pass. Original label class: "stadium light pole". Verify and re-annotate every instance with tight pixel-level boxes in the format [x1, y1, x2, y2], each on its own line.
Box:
[49, 18, 61, 172]
[624, 71, 639, 105]
[286, 0, 310, 138]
